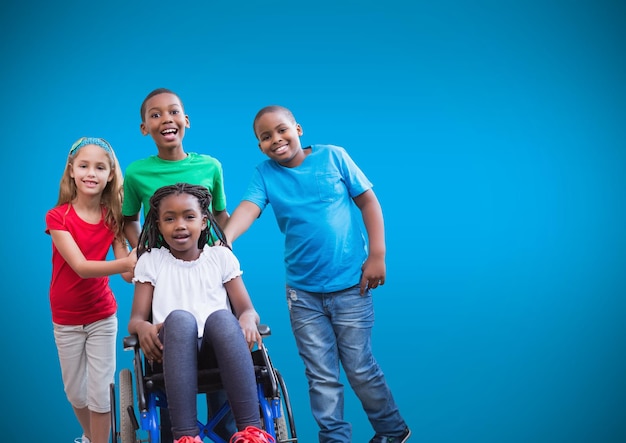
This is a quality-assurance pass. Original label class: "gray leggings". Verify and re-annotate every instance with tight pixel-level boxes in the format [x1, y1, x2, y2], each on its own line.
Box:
[159, 309, 260, 439]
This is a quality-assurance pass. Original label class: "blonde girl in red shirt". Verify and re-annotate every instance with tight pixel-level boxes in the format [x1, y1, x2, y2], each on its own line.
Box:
[45, 137, 136, 443]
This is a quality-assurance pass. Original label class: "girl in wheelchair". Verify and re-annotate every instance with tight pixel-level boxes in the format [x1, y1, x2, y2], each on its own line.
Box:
[128, 183, 274, 443]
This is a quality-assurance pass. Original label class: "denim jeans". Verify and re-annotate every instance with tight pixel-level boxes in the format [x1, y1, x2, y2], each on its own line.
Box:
[287, 284, 407, 443]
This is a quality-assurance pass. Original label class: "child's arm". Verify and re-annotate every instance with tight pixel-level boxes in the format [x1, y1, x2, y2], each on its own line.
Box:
[111, 238, 137, 283]
[353, 189, 387, 295]
[49, 230, 137, 279]
[124, 214, 142, 248]
[128, 281, 163, 362]
[214, 209, 230, 229]
[224, 275, 262, 349]
[223, 201, 261, 245]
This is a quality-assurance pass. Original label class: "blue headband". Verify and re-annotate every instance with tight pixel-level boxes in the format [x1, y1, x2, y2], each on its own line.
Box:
[69, 137, 114, 156]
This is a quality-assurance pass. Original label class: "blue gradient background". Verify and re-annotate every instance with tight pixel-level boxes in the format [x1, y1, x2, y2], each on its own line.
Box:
[1, 1, 625, 442]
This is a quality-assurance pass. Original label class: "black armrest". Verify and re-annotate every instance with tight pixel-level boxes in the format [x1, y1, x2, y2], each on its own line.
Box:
[123, 335, 138, 349]
[123, 324, 270, 350]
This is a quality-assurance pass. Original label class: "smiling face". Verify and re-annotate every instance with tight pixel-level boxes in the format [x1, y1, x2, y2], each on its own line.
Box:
[70, 144, 113, 198]
[254, 110, 305, 167]
[140, 92, 190, 154]
[156, 192, 208, 261]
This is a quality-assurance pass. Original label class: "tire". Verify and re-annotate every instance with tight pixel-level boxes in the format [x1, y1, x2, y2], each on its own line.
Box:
[260, 400, 287, 442]
[263, 369, 296, 442]
[110, 383, 118, 443]
[119, 368, 136, 443]
[275, 369, 296, 441]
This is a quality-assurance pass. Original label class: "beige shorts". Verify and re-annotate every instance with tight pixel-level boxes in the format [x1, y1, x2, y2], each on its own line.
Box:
[53, 314, 117, 413]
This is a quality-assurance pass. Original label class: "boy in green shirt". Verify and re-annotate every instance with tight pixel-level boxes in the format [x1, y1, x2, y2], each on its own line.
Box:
[123, 88, 228, 246]
[122, 88, 233, 441]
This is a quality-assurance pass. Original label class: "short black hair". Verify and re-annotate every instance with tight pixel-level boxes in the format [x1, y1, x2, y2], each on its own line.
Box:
[140, 88, 184, 121]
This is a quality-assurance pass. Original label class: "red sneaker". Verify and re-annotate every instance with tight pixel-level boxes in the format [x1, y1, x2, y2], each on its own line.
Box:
[230, 426, 275, 443]
[173, 436, 203, 443]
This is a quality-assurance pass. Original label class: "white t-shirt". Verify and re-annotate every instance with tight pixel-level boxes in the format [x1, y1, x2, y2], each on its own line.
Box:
[133, 245, 242, 337]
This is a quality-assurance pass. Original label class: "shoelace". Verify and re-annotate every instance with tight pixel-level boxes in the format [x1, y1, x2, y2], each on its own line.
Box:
[173, 436, 202, 443]
[229, 426, 276, 443]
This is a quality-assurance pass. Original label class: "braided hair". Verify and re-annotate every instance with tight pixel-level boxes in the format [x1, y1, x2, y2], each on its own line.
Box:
[137, 183, 229, 258]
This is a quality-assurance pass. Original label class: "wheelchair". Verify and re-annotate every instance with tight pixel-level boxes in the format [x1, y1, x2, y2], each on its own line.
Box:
[110, 324, 298, 443]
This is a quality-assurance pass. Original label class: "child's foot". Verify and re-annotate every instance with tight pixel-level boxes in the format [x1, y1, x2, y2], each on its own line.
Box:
[230, 426, 275, 443]
[369, 426, 411, 443]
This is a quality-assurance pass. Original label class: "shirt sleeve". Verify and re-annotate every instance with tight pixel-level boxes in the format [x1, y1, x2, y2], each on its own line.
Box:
[216, 246, 243, 284]
[132, 250, 158, 285]
[335, 146, 373, 198]
[45, 207, 67, 234]
[122, 166, 142, 217]
[211, 161, 228, 213]
[241, 166, 269, 212]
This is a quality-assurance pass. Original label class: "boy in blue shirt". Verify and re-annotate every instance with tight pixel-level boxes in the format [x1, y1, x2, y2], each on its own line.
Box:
[224, 105, 410, 443]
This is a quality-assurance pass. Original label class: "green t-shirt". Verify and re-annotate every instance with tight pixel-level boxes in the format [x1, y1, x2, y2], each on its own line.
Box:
[122, 152, 227, 219]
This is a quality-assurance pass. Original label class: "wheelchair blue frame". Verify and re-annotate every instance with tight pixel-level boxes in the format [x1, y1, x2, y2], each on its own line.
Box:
[111, 326, 297, 443]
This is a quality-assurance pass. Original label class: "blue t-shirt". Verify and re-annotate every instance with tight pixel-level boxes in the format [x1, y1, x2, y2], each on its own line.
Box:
[242, 144, 372, 292]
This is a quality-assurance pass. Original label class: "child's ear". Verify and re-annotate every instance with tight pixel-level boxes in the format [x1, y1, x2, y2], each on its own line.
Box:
[140, 122, 149, 136]
[185, 115, 190, 128]
[296, 123, 303, 136]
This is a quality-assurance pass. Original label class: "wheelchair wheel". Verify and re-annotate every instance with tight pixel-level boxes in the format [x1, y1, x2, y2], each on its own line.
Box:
[275, 369, 296, 441]
[119, 368, 136, 443]
[260, 400, 287, 441]
[262, 369, 296, 442]
[273, 401, 288, 441]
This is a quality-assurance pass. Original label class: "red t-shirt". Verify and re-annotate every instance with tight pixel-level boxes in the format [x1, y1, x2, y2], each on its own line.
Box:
[45, 203, 117, 325]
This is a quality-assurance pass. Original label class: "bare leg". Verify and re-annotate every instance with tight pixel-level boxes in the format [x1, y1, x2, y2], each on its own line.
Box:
[73, 406, 91, 441]
[71, 406, 110, 443]
[90, 410, 111, 443]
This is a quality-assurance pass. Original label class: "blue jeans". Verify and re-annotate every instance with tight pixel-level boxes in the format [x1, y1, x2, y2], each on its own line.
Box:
[159, 309, 259, 440]
[287, 284, 407, 443]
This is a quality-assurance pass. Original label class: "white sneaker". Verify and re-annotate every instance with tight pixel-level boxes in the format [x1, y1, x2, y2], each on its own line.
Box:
[74, 435, 91, 443]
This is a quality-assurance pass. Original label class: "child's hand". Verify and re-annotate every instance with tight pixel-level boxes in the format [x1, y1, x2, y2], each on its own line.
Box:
[239, 314, 262, 350]
[121, 248, 138, 283]
[360, 255, 386, 295]
[137, 322, 163, 363]
[127, 248, 138, 270]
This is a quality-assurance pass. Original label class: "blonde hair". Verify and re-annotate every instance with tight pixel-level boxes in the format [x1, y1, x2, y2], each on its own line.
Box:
[56, 137, 125, 242]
